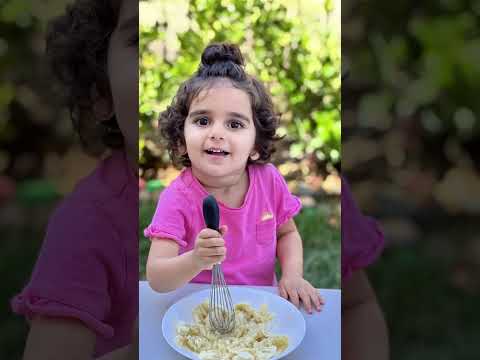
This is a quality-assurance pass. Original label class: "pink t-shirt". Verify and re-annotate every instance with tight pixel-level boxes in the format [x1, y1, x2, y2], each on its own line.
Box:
[144, 163, 302, 286]
[341, 177, 385, 280]
[11, 150, 138, 358]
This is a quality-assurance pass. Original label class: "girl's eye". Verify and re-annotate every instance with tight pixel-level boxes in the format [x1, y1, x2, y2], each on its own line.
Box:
[194, 117, 209, 126]
[229, 120, 245, 129]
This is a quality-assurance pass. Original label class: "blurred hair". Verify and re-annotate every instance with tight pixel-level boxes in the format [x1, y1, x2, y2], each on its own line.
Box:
[46, 0, 124, 155]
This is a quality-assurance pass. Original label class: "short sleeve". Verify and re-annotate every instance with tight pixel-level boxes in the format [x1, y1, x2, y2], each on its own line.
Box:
[269, 164, 302, 227]
[341, 177, 385, 280]
[11, 200, 118, 338]
[143, 184, 190, 248]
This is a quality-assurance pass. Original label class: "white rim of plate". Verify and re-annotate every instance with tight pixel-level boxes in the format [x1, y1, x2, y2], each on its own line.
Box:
[161, 286, 306, 360]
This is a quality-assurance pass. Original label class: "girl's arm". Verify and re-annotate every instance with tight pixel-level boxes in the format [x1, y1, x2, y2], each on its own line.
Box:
[146, 239, 201, 293]
[342, 269, 389, 360]
[276, 219, 323, 312]
[276, 219, 303, 277]
[147, 227, 227, 293]
[23, 316, 136, 360]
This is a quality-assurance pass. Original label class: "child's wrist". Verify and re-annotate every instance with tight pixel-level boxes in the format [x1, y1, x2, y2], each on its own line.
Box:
[186, 250, 204, 273]
[281, 268, 303, 279]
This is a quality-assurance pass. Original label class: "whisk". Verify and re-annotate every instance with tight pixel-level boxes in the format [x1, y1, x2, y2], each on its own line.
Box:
[202, 195, 235, 334]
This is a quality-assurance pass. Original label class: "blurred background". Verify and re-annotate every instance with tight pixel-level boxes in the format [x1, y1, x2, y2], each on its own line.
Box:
[139, 0, 341, 289]
[0, 0, 100, 358]
[343, 1, 480, 359]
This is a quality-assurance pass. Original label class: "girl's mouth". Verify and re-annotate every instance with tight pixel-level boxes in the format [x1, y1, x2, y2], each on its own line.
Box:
[204, 148, 230, 157]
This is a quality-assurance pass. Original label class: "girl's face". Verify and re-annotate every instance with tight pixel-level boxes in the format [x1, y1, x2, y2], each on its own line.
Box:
[106, 0, 138, 167]
[184, 83, 256, 180]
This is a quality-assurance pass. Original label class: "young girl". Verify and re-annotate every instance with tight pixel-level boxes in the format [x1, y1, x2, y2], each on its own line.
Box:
[145, 43, 324, 314]
[11, 0, 138, 359]
[341, 177, 390, 359]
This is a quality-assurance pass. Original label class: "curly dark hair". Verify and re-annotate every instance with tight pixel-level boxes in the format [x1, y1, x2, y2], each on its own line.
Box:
[46, 0, 123, 155]
[159, 43, 282, 168]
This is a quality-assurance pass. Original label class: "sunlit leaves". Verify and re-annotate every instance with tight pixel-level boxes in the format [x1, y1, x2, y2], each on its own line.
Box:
[140, 0, 341, 170]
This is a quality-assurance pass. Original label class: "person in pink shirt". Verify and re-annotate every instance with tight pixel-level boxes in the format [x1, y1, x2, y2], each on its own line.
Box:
[145, 43, 324, 314]
[11, 0, 138, 359]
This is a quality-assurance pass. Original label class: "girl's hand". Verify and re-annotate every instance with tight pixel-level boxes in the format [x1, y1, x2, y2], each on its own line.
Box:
[192, 225, 228, 271]
[278, 275, 325, 314]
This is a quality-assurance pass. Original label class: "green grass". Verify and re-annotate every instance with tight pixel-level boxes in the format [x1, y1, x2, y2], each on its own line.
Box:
[293, 205, 340, 288]
[139, 199, 341, 289]
[368, 220, 480, 360]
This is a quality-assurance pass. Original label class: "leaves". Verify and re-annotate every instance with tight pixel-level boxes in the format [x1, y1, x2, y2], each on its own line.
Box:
[139, 0, 341, 175]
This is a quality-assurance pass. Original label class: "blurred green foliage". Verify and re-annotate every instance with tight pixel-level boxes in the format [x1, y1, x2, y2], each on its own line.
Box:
[343, 1, 480, 163]
[343, 2, 480, 360]
[0, 0, 74, 181]
[139, 0, 340, 176]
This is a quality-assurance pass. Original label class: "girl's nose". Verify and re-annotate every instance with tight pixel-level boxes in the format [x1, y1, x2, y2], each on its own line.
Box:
[210, 133, 224, 140]
[208, 123, 225, 140]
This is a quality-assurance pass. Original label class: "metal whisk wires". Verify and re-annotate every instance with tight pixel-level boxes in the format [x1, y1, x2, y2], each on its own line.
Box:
[202, 194, 236, 334]
[209, 263, 235, 334]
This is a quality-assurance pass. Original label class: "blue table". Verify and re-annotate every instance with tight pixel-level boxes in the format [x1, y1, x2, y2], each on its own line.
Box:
[139, 281, 341, 360]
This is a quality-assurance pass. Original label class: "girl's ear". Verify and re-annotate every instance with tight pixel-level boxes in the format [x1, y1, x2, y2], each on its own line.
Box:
[91, 84, 114, 121]
[178, 143, 187, 156]
[249, 150, 260, 161]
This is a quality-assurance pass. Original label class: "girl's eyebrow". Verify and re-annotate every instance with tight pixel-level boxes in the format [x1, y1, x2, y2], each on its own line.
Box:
[188, 110, 210, 117]
[228, 112, 251, 123]
[188, 110, 251, 123]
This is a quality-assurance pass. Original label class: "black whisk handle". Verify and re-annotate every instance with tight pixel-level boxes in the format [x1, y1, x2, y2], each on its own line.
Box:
[202, 195, 219, 231]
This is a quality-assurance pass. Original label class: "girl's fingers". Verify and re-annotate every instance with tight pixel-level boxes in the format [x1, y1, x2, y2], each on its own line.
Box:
[278, 285, 288, 299]
[219, 225, 228, 236]
[198, 228, 222, 239]
[312, 291, 322, 311]
[319, 293, 325, 305]
[200, 237, 225, 248]
[305, 282, 323, 309]
[212, 246, 226, 256]
[311, 284, 325, 305]
[311, 289, 323, 311]
[287, 288, 300, 308]
[298, 288, 313, 314]
[207, 254, 225, 262]
[198, 246, 226, 257]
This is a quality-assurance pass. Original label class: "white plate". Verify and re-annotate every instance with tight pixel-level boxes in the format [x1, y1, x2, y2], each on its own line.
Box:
[162, 286, 306, 360]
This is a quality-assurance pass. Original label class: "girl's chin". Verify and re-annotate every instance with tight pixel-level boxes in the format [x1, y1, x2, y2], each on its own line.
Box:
[202, 166, 231, 176]
[192, 162, 242, 177]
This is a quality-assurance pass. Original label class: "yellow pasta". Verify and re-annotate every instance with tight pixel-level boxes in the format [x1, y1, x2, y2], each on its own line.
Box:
[176, 302, 289, 360]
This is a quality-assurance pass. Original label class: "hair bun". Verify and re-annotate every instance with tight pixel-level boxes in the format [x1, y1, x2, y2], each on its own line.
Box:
[201, 43, 245, 67]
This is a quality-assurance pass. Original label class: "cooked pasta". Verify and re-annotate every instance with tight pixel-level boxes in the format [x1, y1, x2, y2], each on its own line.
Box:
[176, 301, 289, 360]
